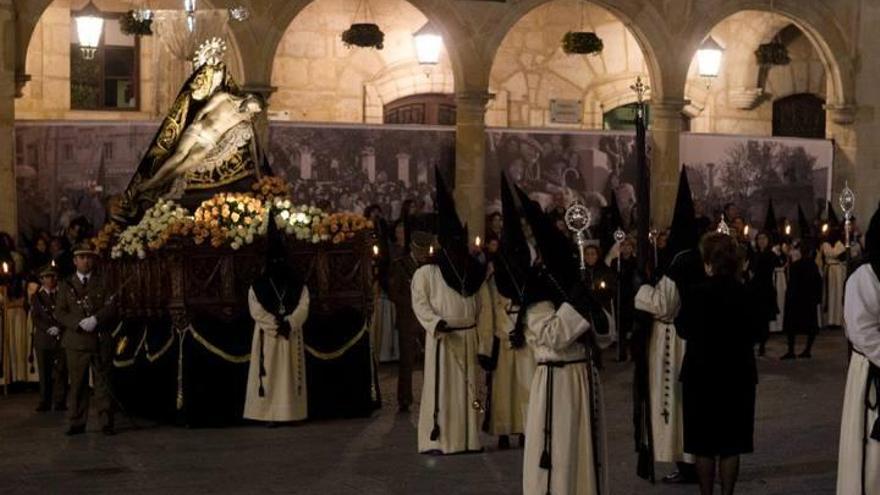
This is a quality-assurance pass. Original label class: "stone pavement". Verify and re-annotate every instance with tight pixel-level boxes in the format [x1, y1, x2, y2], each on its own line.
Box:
[0, 333, 845, 494]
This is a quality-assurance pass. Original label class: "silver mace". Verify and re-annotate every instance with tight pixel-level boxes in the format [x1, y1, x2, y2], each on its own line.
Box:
[564, 201, 592, 271]
[840, 181, 856, 249]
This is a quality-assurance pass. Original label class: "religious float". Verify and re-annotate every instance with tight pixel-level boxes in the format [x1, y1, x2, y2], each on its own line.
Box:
[96, 39, 380, 426]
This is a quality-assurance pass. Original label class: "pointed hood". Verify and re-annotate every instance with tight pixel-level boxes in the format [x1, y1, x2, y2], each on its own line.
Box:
[516, 184, 578, 302]
[865, 201, 880, 267]
[433, 166, 485, 296]
[253, 211, 304, 316]
[667, 167, 699, 258]
[797, 204, 813, 240]
[827, 201, 840, 227]
[434, 167, 467, 248]
[763, 198, 778, 241]
[494, 173, 531, 303]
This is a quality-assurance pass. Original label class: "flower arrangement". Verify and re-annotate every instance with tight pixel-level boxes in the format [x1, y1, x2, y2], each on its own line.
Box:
[111, 199, 191, 259]
[192, 193, 268, 249]
[271, 198, 328, 243]
[317, 213, 373, 244]
[252, 176, 292, 202]
[92, 222, 121, 256]
[562, 31, 604, 55]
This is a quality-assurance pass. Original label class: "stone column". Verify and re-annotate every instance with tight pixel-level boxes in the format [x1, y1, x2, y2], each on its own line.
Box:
[649, 99, 686, 230]
[826, 105, 880, 225]
[454, 91, 491, 242]
[0, 0, 17, 238]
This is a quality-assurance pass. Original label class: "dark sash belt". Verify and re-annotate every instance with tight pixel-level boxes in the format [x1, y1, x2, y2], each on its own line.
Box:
[445, 324, 477, 332]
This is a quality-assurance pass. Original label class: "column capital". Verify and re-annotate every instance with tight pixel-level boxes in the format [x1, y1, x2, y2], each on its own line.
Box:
[455, 91, 493, 125]
[14, 72, 30, 98]
[824, 104, 857, 125]
[241, 83, 277, 102]
[649, 98, 688, 119]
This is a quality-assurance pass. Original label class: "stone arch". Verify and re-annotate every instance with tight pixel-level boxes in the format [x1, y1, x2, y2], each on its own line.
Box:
[363, 62, 454, 123]
[682, 1, 853, 108]
[483, 0, 670, 102]
[486, 0, 655, 129]
[244, 0, 467, 96]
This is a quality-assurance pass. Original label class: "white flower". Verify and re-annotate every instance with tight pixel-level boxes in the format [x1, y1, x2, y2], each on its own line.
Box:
[231, 241, 241, 250]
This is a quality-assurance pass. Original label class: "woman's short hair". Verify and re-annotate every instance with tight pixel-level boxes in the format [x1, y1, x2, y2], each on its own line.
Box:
[700, 232, 741, 277]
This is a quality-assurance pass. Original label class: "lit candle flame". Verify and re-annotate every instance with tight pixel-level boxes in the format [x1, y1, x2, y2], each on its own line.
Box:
[51, 260, 56, 267]
[1, 262, 7, 274]
[821, 223, 829, 234]
[474, 236, 481, 248]
[743, 225, 750, 236]
[372, 244, 379, 257]
[429, 245, 434, 256]
[785, 224, 792, 236]
[599, 280, 606, 290]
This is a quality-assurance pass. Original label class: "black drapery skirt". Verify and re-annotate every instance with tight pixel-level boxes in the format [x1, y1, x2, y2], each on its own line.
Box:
[682, 378, 756, 457]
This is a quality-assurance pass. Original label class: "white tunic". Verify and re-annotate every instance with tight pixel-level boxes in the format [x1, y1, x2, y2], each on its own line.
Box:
[411, 265, 482, 454]
[821, 241, 847, 327]
[635, 276, 692, 464]
[770, 265, 787, 333]
[523, 301, 607, 495]
[476, 276, 535, 436]
[243, 287, 309, 422]
[838, 264, 880, 495]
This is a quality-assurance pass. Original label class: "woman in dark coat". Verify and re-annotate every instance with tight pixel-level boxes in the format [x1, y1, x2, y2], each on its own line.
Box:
[781, 240, 823, 359]
[749, 232, 780, 356]
[677, 232, 762, 495]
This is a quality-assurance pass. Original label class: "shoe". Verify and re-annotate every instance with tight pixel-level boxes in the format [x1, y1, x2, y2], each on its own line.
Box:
[780, 352, 797, 360]
[35, 403, 50, 413]
[662, 471, 697, 484]
[101, 425, 115, 436]
[65, 425, 85, 436]
[54, 404, 68, 412]
[498, 435, 511, 450]
[799, 350, 812, 359]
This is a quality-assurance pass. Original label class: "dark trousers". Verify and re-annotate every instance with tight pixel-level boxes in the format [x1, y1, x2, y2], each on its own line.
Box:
[65, 338, 114, 429]
[396, 311, 421, 408]
[36, 348, 68, 408]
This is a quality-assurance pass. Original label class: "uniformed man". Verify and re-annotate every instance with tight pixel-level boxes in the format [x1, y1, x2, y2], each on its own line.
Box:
[30, 265, 68, 413]
[387, 230, 434, 412]
[55, 242, 118, 436]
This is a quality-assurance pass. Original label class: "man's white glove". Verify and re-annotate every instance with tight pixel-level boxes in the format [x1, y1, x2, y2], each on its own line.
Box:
[47, 326, 61, 337]
[79, 316, 98, 333]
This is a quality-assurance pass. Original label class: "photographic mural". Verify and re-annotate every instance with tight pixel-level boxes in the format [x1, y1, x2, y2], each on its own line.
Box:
[485, 129, 642, 230]
[679, 132, 833, 228]
[13, 122, 833, 243]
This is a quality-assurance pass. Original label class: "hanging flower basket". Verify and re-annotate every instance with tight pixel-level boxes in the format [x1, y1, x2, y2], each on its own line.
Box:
[342, 23, 385, 49]
[562, 31, 603, 55]
[120, 10, 153, 36]
[755, 41, 790, 66]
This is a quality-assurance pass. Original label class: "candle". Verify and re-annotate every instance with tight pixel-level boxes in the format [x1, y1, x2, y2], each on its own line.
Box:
[372, 244, 379, 257]
[785, 224, 792, 236]
[821, 223, 829, 234]
[1, 261, 7, 274]
[51, 260, 56, 267]
[599, 280, 606, 290]
[429, 245, 434, 256]
[743, 225, 750, 236]
[474, 236, 481, 248]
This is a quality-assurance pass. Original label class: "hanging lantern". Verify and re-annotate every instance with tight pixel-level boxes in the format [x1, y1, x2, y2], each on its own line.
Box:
[342, 0, 384, 49]
[413, 22, 443, 66]
[561, 31, 603, 55]
[74, 1, 104, 60]
[696, 36, 724, 78]
[755, 39, 790, 66]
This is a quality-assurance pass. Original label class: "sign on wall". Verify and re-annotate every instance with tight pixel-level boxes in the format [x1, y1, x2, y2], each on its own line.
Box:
[549, 99, 583, 124]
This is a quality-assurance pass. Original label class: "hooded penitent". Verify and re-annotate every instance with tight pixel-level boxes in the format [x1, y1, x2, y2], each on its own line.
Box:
[826, 201, 842, 244]
[515, 183, 579, 307]
[797, 204, 813, 241]
[493, 173, 531, 305]
[434, 167, 486, 296]
[598, 190, 624, 255]
[865, 201, 880, 277]
[252, 213, 304, 316]
[763, 198, 778, 244]
[666, 168, 698, 259]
